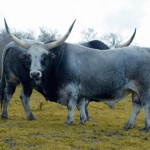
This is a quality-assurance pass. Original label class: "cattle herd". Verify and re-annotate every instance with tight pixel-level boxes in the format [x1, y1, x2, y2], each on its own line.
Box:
[1, 18, 150, 132]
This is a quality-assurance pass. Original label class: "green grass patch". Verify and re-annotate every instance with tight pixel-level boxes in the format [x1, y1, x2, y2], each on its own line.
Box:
[0, 87, 149, 150]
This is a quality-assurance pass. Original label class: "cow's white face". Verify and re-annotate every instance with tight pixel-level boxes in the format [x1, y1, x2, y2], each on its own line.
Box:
[27, 44, 49, 81]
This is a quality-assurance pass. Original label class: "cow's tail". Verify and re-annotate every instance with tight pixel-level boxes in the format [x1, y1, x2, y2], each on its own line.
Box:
[0, 74, 5, 110]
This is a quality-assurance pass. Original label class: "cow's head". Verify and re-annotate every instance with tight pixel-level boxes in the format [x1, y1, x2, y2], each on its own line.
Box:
[4, 18, 76, 83]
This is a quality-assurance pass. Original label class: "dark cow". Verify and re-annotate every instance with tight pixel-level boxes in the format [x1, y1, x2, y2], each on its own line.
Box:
[0, 42, 48, 120]
[0, 19, 76, 120]
[80, 28, 136, 49]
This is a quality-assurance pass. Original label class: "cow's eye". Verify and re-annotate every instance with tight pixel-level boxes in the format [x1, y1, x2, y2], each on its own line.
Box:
[41, 54, 48, 66]
[26, 54, 31, 63]
[19, 53, 31, 63]
[19, 53, 28, 60]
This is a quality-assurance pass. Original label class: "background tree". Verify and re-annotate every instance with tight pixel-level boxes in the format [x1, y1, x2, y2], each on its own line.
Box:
[0, 29, 35, 51]
[80, 28, 124, 48]
[80, 28, 97, 42]
[13, 30, 35, 40]
[100, 33, 122, 48]
[0, 29, 35, 60]
[0, 29, 11, 50]
[37, 27, 61, 42]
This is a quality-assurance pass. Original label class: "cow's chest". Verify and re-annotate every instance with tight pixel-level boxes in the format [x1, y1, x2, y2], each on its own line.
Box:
[57, 83, 80, 105]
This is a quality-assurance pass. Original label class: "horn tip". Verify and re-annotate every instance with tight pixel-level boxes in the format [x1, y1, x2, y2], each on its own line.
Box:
[134, 28, 136, 33]
[68, 19, 76, 33]
[132, 28, 136, 38]
[4, 18, 10, 34]
[73, 19, 76, 23]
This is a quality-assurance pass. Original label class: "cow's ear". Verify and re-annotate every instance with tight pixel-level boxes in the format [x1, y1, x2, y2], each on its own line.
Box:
[49, 52, 55, 59]
[51, 53, 55, 59]
[19, 53, 27, 60]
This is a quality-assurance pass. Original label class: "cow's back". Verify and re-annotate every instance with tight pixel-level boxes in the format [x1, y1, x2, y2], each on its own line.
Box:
[54, 44, 150, 100]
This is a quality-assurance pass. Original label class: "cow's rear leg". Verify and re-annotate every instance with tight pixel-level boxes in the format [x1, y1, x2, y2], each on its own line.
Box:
[124, 92, 142, 130]
[131, 90, 150, 132]
[20, 85, 35, 120]
[143, 103, 150, 132]
[124, 102, 142, 130]
[1, 82, 16, 120]
[77, 98, 87, 124]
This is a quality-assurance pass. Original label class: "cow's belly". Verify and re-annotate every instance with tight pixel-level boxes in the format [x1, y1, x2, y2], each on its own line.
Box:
[57, 80, 137, 106]
[87, 86, 132, 107]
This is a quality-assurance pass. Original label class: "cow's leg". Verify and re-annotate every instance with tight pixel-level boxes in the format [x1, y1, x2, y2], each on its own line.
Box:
[20, 84, 35, 120]
[136, 90, 150, 132]
[85, 99, 91, 121]
[124, 92, 142, 130]
[124, 102, 142, 130]
[143, 103, 150, 132]
[77, 98, 87, 124]
[1, 82, 16, 120]
[66, 98, 77, 125]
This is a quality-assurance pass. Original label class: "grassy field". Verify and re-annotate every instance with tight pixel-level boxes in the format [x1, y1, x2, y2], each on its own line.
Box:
[0, 86, 149, 150]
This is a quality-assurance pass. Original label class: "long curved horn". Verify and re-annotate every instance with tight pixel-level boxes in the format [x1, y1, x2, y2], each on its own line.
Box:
[4, 18, 31, 49]
[45, 19, 76, 50]
[117, 28, 136, 48]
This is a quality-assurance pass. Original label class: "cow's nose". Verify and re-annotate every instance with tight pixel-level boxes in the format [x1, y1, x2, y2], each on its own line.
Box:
[30, 71, 42, 79]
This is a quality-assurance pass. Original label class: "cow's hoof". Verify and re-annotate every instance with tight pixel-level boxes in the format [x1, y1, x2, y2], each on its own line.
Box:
[87, 116, 92, 121]
[1, 115, 8, 120]
[65, 121, 74, 125]
[124, 123, 134, 131]
[80, 119, 86, 125]
[141, 127, 150, 132]
[28, 115, 36, 121]
[80, 116, 87, 124]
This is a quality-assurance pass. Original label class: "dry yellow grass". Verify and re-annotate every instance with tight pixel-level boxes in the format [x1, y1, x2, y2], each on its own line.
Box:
[0, 86, 150, 150]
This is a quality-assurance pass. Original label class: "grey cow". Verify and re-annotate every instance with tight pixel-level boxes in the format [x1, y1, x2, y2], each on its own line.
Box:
[0, 19, 136, 122]
[40, 45, 150, 132]
[4, 19, 147, 132]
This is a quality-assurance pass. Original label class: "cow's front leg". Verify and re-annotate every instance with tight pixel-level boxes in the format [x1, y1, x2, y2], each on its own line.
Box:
[2, 82, 16, 120]
[85, 99, 91, 121]
[20, 85, 35, 120]
[77, 98, 87, 124]
[66, 98, 77, 125]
